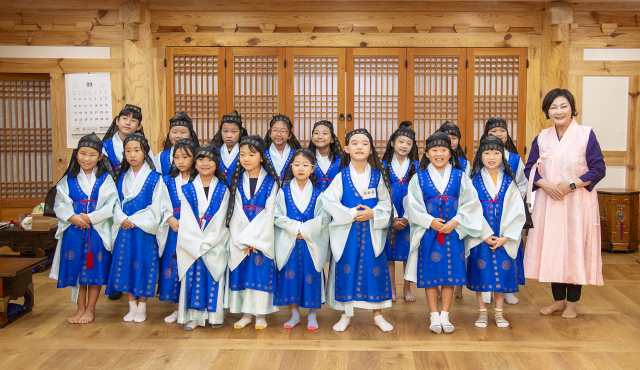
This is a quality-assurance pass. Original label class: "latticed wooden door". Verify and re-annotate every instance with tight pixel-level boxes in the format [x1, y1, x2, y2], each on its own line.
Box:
[466, 48, 527, 158]
[285, 48, 346, 147]
[406, 48, 468, 154]
[0, 73, 52, 217]
[346, 48, 407, 153]
[226, 47, 286, 140]
[166, 47, 226, 143]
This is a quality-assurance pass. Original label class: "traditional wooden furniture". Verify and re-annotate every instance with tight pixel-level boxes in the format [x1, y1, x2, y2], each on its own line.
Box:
[598, 188, 639, 253]
[0, 226, 57, 262]
[0, 257, 47, 328]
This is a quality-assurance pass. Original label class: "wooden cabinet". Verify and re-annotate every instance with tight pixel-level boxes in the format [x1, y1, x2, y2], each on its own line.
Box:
[598, 188, 639, 253]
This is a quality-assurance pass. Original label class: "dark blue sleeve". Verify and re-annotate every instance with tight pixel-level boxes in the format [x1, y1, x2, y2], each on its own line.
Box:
[579, 130, 606, 192]
[524, 136, 542, 191]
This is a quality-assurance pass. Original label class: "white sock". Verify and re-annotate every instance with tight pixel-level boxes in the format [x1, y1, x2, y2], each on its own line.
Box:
[504, 293, 519, 305]
[284, 308, 300, 329]
[255, 314, 267, 329]
[164, 311, 178, 323]
[234, 313, 252, 329]
[429, 312, 442, 334]
[374, 315, 393, 332]
[333, 314, 351, 332]
[133, 302, 147, 322]
[307, 309, 318, 331]
[183, 320, 198, 331]
[440, 311, 454, 333]
[124, 300, 137, 322]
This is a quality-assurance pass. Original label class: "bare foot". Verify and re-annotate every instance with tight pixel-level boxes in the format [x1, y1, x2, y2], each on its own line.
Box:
[562, 301, 578, 319]
[540, 300, 566, 315]
[68, 309, 85, 324]
[78, 310, 95, 324]
[454, 286, 463, 298]
[437, 286, 441, 299]
[403, 288, 416, 302]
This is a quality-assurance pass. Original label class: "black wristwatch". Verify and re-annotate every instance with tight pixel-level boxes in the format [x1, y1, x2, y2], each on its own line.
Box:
[569, 180, 577, 191]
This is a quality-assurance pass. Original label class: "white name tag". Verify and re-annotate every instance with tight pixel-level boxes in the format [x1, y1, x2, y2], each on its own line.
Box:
[361, 188, 376, 200]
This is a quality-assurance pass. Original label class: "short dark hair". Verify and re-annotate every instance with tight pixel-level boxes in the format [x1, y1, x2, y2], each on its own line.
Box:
[542, 88, 578, 119]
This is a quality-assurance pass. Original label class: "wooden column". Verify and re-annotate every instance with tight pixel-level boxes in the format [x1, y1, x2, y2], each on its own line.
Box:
[539, 1, 572, 131]
[121, 0, 161, 153]
[50, 73, 67, 181]
[628, 76, 640, 191]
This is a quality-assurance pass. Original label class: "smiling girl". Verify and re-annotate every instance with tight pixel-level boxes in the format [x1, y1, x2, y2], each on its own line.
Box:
[46, 133, 118, 324]
[274, 149, 330, 330]
[264, 114, 302, 182]
[107, 133, 171, 323]
[320, 128, 394, 333]
[102, 104, 152, 172]
[154, 112, 200, 176]
[404, 131, 483, 334]
[308, 120, 344, 192]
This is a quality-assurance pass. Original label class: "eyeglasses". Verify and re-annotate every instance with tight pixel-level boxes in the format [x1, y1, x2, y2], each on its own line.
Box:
[270, 128, 289, 135]
[291, 163, 315, 169]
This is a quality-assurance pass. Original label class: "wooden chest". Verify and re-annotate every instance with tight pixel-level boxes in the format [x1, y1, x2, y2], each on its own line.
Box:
[598, 188, 639, 253]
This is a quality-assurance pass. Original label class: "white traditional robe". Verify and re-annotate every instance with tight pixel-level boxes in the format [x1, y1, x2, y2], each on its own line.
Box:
[269, 143, 291, 175]
[103, 131, 154, 162]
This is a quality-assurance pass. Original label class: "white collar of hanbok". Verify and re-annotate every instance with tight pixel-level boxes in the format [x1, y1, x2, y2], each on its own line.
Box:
[316, 149, 332, 174]
[193, 174, 219, 214]
[290, 178, 313, 212]
[77, 167, 97, 196]
[242, 167, 268, 199]
[349, 162, 371, 194]
[269, 143, 291, 174]
[481, 167, 503, 199]
[172, 174, 187, 199]
[220, 142, 239, 168]
[427, 162, 452, 194]
[112, 131, 124, 161]
[391, 153, 410, 179]
[124, 162, 151, 200]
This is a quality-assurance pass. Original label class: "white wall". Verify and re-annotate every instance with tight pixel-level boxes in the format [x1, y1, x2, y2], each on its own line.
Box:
[0, 46, 110, 59]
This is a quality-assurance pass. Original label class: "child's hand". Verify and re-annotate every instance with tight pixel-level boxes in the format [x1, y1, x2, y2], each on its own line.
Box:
[490, 236, 509, 251]
[79, 213, 92, 225]
[296, 231, 304, 240]
[70, 214, 90, 229]
[440, 220, 459, 234]
[393, 218, 406, 230]
[121, 219, 134, 229]
[168, 216, 179, 232]
[430, 218, 445, 231]
[484, 236, 497, 246]
[244, 246, 258, 255]
[354, 204, 374, 222]
[399, 218, 409, 228]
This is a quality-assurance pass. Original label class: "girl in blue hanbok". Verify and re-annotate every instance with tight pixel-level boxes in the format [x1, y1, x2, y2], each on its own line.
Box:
[264, 114, 302, 182]
[153, 112, 200, 176]
[45, 133, 118, 324]
[226, 136, 281, 330]
[404, 131, 484, 334]
[480, 117, 528, 305]
[210, 110, 248, 183]
[158, 139, 198, 324]
[320, 128, 394, 333]
[308, 120, 344, 192]
[107, 133, 171, 323]
[274, 149, 330, 330]
[465, 135, 526, 328]
[380, 121, 420, 303]
[176, 145, 230, 331]
[102, 104, 152, 172]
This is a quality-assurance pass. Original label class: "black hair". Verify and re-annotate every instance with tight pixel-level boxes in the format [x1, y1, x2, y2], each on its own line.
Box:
[480, 117, 519, 155]
[381, 121, 420, 183]
[418, 132, 463, 171]
[225, 136, 281, 227]
[168, 139, 198, 181]
[470, 135, 516, 180]
[264, 114, 302, 150]
[308, 120, 344, 163]
[542, 88, 578, 119]
[162, 112, 200, 151]
[210, 110, 249, 148]
[282, 149, 318, 188]
[194, 145, 228, 186]
[102, 105, 144, 142]
[114, 133, 156, 184]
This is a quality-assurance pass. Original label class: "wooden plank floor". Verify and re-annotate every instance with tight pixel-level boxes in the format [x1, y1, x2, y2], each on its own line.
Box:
[1, 252, 639, 370]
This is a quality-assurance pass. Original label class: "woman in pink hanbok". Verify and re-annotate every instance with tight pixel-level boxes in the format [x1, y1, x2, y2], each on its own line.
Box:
[524, 88, 606, 319]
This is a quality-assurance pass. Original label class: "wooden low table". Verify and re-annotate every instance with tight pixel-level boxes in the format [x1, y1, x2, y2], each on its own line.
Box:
[0, 257, 47, 328]
[598, 188, 639, 253]
[0, 227, 57, 268]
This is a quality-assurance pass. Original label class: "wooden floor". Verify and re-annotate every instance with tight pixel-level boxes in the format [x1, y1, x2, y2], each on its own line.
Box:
[1, 253, 639, 370]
